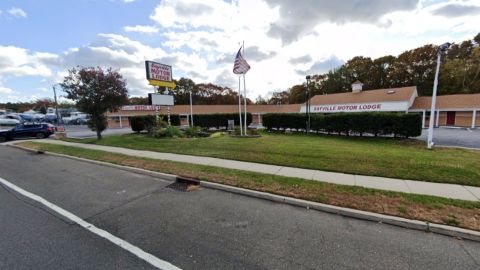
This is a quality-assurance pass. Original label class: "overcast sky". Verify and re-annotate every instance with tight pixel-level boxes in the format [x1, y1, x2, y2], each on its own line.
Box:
[0, 0, 479, 103]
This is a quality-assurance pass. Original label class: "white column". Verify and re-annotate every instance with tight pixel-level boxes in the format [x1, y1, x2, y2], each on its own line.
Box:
[422, 110, 426, 128]
[435, 110, 440, 127]
[119, 115, 122, 128]
[472, 110, 477, 129]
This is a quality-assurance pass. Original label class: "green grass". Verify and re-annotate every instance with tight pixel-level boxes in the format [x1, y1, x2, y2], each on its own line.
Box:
[16, 141, 480, 231]
[63, 132, 480, 187]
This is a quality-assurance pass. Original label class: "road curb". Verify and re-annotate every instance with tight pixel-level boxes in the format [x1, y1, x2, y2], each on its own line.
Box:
[8, 143, 480, 242]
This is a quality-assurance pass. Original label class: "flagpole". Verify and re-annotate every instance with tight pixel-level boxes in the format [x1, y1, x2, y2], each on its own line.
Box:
[238, 75, 243, 136]
[243, 74, 247, 136]
[242, 41, 247, 136]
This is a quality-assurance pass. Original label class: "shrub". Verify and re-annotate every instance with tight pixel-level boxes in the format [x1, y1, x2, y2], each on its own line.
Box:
[169, 114, 181, 126]
[153, 126, 183, 138]
[262, 112, 421, 138]
[192, 113, 252, 129]
[184, 126, 209, 137]
[130, 115, 156, 132]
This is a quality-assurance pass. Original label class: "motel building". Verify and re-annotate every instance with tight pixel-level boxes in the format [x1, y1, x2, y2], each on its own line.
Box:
[106, 81, 480, 130]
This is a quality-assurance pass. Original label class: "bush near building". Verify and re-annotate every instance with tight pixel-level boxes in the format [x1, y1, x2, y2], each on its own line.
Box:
[263, 112, 422, 138]
[130, 115, 181, 132]
[192, 113, 252, 129]
[130, 113, 252, 131]
[130, 115, 156, 132]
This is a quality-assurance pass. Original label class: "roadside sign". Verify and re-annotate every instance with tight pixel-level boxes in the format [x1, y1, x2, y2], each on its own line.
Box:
[145, 61, 176, 88]
[148, 93, 174, 106]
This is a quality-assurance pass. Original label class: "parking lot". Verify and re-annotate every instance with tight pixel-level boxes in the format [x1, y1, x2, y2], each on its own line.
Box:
[63, 125, 132, 139]
[417, 128, 480, 149]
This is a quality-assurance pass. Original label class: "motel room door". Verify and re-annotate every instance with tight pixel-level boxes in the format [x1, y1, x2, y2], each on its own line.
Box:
[446, 111, 456, 126]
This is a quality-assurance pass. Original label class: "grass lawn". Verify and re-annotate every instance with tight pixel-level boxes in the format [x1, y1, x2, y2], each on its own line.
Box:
[16, 141, 480, 231]
[63, 132, 480, 187]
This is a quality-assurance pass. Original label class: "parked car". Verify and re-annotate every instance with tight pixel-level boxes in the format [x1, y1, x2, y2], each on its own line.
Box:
[0, 123, 55, 141]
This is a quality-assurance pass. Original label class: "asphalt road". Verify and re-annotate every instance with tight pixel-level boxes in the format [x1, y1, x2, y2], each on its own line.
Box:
[1, 146, 480, 269]
[417, 128, 480, 149]
[0, 185, 157, 270]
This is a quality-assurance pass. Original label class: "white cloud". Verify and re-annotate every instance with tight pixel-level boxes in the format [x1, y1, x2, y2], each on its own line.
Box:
[2, 0, 480, 102]
[123, 25, 159, 34]
[37, 87, 49, 93]
[124, 0, 136, 3]
[8, 7, 27, 18]
[0, 86, 14, 94]
[0, 46, 53, 77]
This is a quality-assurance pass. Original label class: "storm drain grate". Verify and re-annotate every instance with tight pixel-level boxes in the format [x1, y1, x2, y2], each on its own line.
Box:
[166, 177, 200, 192]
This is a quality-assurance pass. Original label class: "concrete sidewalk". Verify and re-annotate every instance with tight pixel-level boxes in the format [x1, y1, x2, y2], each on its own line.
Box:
[14, 139, 480, 202]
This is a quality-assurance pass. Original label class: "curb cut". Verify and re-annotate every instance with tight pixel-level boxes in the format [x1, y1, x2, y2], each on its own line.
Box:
[8, 143, 480, 242]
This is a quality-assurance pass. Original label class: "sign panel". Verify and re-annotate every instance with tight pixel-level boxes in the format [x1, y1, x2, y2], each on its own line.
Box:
[148, 93, 174, 106]
[300, 101, 409, 113]
[146, 61, 172, 82]
[122, 105, 156, 111]
[148, 80, 177, 88]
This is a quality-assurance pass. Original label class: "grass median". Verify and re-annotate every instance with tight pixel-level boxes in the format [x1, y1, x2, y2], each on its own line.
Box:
[16, 141, 480, 231]
[63, 132, 480, 187]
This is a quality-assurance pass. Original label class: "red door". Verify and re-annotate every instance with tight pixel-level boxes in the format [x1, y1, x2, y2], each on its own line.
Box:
[446, 112, 456, 126]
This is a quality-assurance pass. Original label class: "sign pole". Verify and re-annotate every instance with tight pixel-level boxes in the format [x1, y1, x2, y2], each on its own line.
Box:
[167, 106, 171, 126]
[155, 105, 160, 124]
[189, 89, 194, 127]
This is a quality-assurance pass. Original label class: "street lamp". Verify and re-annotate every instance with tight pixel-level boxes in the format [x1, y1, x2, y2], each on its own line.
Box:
[305, 75, 311, 134]
[427, 42, 451, 149]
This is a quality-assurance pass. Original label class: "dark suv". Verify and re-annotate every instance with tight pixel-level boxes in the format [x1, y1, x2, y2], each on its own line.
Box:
[0, 123, 55, 141]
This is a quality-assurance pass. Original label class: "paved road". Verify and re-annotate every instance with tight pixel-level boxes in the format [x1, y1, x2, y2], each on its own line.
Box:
[64, 126, 132, 139]
[417, 128, 480, 149]
[0, 179, 157, 269]
[1, 146, 479, 269]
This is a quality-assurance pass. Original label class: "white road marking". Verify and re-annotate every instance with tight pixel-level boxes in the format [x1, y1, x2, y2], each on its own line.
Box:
[0, 176, 181, 270]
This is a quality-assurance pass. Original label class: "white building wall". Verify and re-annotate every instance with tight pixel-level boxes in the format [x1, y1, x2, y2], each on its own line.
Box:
[300, 101, 410, 113]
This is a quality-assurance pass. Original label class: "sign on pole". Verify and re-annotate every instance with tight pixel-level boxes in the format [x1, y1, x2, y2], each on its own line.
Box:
[145, 61, 176, 88]
[148, 93, 174, 106]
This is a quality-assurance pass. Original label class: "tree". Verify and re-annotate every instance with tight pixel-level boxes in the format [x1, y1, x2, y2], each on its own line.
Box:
[170, 77, 249, 105]
[61, 67, 128, 139]
[388, 44, 438, 95]
[288, 84, 307, 103]
[255, 95, 268, 104]
[268, 91, 290, 104]
[440, 46, 480, 94]
[33, 98, 55, 114]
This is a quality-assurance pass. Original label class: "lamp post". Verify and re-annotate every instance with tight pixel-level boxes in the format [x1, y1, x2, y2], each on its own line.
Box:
[305, 75, 311, 134]
[427, 42, 450, 149]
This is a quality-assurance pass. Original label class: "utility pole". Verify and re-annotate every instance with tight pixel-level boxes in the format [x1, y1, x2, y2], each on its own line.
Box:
[52, 85, 60, 125]
[427, 42, 450, 149]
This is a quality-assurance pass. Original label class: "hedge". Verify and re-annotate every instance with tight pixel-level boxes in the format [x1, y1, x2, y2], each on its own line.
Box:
[130, 115, 153, 132]
[130, 114, 180, 132]
[263, 112, 422, 138]
[192, 113, 252, 129]
[130, 113, 252, 131]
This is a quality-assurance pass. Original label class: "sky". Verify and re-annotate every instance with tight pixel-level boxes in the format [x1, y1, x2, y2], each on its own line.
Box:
[0, 0, 479, 103]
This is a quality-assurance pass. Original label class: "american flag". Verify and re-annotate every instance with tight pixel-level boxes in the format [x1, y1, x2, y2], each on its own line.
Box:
[233, 47, 250, 74]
